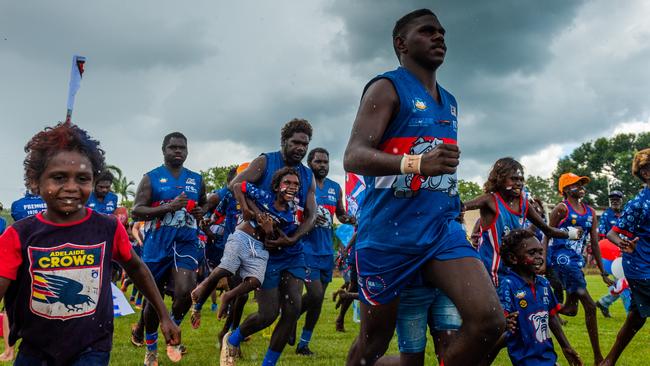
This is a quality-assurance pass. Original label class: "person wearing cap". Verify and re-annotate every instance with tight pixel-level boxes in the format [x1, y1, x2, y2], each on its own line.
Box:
[601, 148, 650, 365]
[596, 190, 626, 318]
[548, 172, 613, 364]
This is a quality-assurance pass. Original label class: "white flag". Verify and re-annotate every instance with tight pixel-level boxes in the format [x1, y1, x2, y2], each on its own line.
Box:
[66, 55, 86, 121]
[111, 282, 135, 317]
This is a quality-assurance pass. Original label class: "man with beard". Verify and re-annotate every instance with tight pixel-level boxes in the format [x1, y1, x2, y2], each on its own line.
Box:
[295, 147, 354, 356]
[86, 171, 119, 214]
[132, 132, 207, 366]
[220, 119, 316, 366]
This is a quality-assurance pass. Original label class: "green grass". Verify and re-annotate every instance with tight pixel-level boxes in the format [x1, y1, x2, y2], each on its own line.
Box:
[98, 275, 647, 364]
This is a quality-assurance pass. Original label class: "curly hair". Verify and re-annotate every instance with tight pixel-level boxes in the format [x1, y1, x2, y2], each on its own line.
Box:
[24, 122, 106, 188]
[632, 148, 650, 181]
[271, 167, 300, 193]
[501, 229, 536, 267]
[483, 157, 524, 193]
[281, 118, 312, 144]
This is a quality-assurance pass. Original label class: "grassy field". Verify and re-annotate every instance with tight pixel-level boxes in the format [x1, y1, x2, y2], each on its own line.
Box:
[10, 274, 647, 365]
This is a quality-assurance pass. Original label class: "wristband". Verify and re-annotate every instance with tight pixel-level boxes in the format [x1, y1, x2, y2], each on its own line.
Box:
[400, 154, 422, 175]
[567, 227, 580, 240]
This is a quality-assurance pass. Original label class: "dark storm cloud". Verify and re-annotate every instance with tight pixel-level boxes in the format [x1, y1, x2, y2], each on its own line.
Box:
[0, 2, 217, 71]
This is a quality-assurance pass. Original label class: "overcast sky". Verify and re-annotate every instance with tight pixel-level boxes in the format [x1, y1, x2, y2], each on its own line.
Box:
[1, 0, 649, 207]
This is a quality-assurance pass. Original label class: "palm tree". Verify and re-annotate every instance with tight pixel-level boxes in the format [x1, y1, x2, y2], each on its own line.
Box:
[106, 165, 135, 205]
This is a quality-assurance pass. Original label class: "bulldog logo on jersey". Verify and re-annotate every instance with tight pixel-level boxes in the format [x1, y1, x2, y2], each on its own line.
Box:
[392, 137, 458, 198]
[528, 311, 550, 343]
[28, 242, 104, 320]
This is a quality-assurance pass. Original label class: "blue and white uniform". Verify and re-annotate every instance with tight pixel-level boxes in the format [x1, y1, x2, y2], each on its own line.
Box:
[549, 200, 594, 293]
[142, 165, 203, 277]
[612, 187, 650, 318]
[218, 182, 297, 283]
[256, 151, 313, 289]
[479, 192, 529, 286]
[11, 193, 47, 221]
[303, 178, 341, 284]
[86, 191, 119, 215]
[598, 207, 621, 239]
[355, 67, 476, 305]
[499, 270, 561, 366]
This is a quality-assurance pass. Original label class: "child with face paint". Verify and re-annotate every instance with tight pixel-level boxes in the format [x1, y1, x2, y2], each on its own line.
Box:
[548, 172, 613, 364]
[498, 229, 582, 366]
[0, 122, 180, 365]
[463, 157, 569, 287]
[191, 167, 301, 321]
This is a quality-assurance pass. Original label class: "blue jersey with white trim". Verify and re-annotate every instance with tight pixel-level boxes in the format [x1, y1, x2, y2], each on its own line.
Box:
[86, 191, 118, 214]
[479, 193, 529, 285]
[257, 151, 313, 257]
[598, 207, 621, 238]
[550, 200, 593, 267]
[356, 67, 461, 254]
[304, 178, 342, 256]
[612, 187, 650, 279]
[499, 270, 561, 366]
[142, 165, 203, 263]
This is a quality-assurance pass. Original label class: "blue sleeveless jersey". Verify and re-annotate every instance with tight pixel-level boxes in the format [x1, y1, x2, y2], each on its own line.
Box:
[304, 178, 342, 256]
[258, 151, 313, 257]
[142, 165, 203, 263]
[550, 200, 594, 267]
[86, 191, 118, 214]
[480, 193, 529, 285]
[356, 67, 461, 254]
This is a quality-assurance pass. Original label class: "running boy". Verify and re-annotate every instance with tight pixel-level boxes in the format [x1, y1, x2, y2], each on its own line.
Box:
[191, 167, 300, 319]
[601, 148, 650, 365]
[0, 122, 179, 365]
[463, 157, 569, 286]
[498, 229, 582, 366]
[548, 172, 613, 364]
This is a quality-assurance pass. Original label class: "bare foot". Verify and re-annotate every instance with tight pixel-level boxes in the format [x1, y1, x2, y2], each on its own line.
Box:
[0, 348, 14, 362]
[217, 292, 234, 320]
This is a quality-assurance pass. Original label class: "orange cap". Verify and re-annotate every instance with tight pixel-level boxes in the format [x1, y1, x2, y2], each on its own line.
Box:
[558, 173, 590, 193]
[236, 162, 250, 174]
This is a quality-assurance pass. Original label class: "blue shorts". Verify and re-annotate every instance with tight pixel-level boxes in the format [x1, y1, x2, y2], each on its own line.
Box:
[628, 278, 650, 318]
[356, 225, 477, 305]
[205, 242, 225, 270]
[305, 253, 334, 284]
[262, 251, 307, 289]
[551, 262, 586, 294]
[396, 285, 462, 353]
[218, 230, 269, 283]
[145, 239, 203, 283]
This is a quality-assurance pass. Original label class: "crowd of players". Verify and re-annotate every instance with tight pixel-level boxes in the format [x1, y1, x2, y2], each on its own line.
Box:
[0, 8, 649, 366]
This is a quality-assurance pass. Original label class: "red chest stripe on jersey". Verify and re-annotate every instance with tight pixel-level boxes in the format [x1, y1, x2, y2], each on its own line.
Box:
[379, 136, 457, 155]
[322, 204, 336, 215]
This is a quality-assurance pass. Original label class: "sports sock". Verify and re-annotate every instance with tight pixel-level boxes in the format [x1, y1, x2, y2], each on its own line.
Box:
[228, 327, 244, 347]
[262, 349, 281, 366]
[298, 329, 313, 348]
[145, 331, 158, 352]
